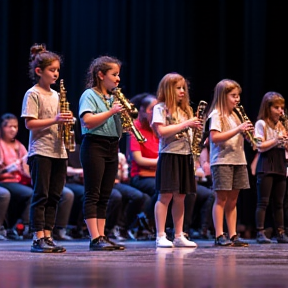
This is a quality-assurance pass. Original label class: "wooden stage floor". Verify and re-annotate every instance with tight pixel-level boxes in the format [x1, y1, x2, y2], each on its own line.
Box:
[1, 238, 288, 288]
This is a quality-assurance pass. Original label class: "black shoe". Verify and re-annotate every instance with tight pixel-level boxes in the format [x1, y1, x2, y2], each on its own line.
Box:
[22, 225, 33, 240]
[44, 237, 66, 253]
[106, 226, 127, 241]
[136, 228, 156, 241]
[277, 232, 288, 243]
[31, 238, 56, 253]
[230, 234, 249, 247]
[256, 231, 272, 244]
[103, 236, 125, 250]
[0, 226, 7, 241]
[89, 236, 118, 251]
[6, 228, 22, 240]
[215, 234, 232, 246]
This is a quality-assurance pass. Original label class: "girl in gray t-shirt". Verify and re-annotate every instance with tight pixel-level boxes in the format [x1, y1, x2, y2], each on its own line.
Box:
[21, 44, 73, 253]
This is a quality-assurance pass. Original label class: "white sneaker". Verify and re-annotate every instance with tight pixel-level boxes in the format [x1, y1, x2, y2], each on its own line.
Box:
[173, 233, 198, 247]
[156, 234, 174, 248]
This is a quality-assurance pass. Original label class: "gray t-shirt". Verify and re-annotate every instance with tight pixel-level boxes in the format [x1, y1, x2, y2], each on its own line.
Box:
[21, 86, 67, 159]
[151, 102, 191, 155]
[209, 109, 246, 166]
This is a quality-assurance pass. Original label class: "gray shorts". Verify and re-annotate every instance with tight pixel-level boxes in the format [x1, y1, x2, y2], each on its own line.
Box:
[211, 165, 250, 191]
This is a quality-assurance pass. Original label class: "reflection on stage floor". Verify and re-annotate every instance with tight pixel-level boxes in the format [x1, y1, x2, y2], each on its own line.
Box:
[1, 239, 288, 287]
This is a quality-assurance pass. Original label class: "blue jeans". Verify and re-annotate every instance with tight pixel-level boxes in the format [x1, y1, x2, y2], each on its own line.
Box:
[112, 182, 148, 229]
[106, 188, 123, 230]
[0, 186, 10, 227]
[0, 182, 33, 227]
[65, 183, 84, 227]
[28, 155, 67, 232]
[55, 186, 74, 228]
[130, 176, 157, 220]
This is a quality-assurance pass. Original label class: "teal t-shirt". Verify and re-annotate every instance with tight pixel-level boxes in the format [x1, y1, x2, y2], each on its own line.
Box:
[79, 88, 122, 137]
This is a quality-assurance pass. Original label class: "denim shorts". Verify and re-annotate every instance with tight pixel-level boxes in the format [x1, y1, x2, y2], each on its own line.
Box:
[211, 165, 250, 191]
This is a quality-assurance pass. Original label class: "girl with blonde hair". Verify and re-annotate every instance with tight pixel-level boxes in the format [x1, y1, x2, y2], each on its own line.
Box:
[208, 79, 253, 246]
[151, 72, 202, 248]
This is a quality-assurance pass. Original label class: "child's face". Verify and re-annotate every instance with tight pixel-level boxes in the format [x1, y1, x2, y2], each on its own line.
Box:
[38, 60, 60, 86]
[174, 79, 185, 103]
[269, 102, 284, 124]
[2, 119, 18, 141]
[226, 87, 240, 112]
[101, 63, 120, 92]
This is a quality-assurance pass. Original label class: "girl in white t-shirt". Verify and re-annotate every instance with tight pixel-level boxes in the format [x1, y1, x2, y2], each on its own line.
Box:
[254, 92, 288, 244]
[208, 79, 253, 247]
[151, 72, 202, 248]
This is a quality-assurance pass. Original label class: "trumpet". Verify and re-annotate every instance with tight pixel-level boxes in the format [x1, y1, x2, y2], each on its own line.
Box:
[233, 103, 260, 150]
[111, 87, 147, 143]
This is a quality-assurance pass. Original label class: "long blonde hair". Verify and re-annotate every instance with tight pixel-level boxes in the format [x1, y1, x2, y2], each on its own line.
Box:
[208, 79, 242, 130]
[157, 72, 193, 119]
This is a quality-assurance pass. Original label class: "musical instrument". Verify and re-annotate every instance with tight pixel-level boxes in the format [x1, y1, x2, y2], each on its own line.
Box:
[0, 155, 27, 174]
[58, 79, 76, 152]
[0, 155, 31, 186]
[278, 110, 288, 148]
[191, 100, 208, 162]
[280, 110, 288, 132]
[111, 87, 147, 143]
[233, 103, 260, 150]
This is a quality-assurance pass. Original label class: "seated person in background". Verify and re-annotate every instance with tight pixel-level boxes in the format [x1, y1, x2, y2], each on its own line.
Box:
[0, 113, 33, 240]
[64, 144, 86, 239]
[53, 186, 74, 240]
[0, 186, 10, 240]
[129, 93, 159, 232]
[105, 151, 150, 240]
[0, 113, 77, 241]
[183, 146, 215, 240]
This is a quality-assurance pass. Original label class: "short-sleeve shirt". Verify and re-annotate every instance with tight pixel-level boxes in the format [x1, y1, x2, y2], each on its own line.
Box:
[254, 119, 286, 175]
[0, 139, 28, 182]
[21, 86, 67, 159]
[129, 119, 159, 177]
[78, 88, 121, 137]
[151, 103, 191, 155]
[209, 109, 246, 166]
[254, 119, 278, 141]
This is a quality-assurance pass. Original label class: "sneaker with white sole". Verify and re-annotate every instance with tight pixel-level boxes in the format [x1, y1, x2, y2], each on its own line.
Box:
[173, 233, 198, 247]
[156, 234, 174, 248]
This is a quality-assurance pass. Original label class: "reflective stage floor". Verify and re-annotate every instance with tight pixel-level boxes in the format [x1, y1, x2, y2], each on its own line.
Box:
[1, 239, 288, 288]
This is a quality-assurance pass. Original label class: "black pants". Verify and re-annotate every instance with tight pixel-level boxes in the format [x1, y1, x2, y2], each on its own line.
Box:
[28, 155, 67, 232]
[255, 173, 286, 231]
[80, 135, 118, 219]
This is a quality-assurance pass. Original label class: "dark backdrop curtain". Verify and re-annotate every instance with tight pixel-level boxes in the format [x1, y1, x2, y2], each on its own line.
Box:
[1, 0, 288, 235]
[1, 0, 288, 146]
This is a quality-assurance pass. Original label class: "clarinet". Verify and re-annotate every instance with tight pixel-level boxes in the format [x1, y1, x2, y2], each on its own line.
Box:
[233, 103, 260, 150]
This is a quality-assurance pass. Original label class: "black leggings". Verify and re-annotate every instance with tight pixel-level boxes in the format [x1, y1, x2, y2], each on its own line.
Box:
[80, 135, 119, 219]
[255, 173, 286, 231]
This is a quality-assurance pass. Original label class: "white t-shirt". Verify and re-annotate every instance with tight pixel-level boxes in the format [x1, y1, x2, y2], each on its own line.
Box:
[151, 102, 191, 155]
[209, 109, 246, 166]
